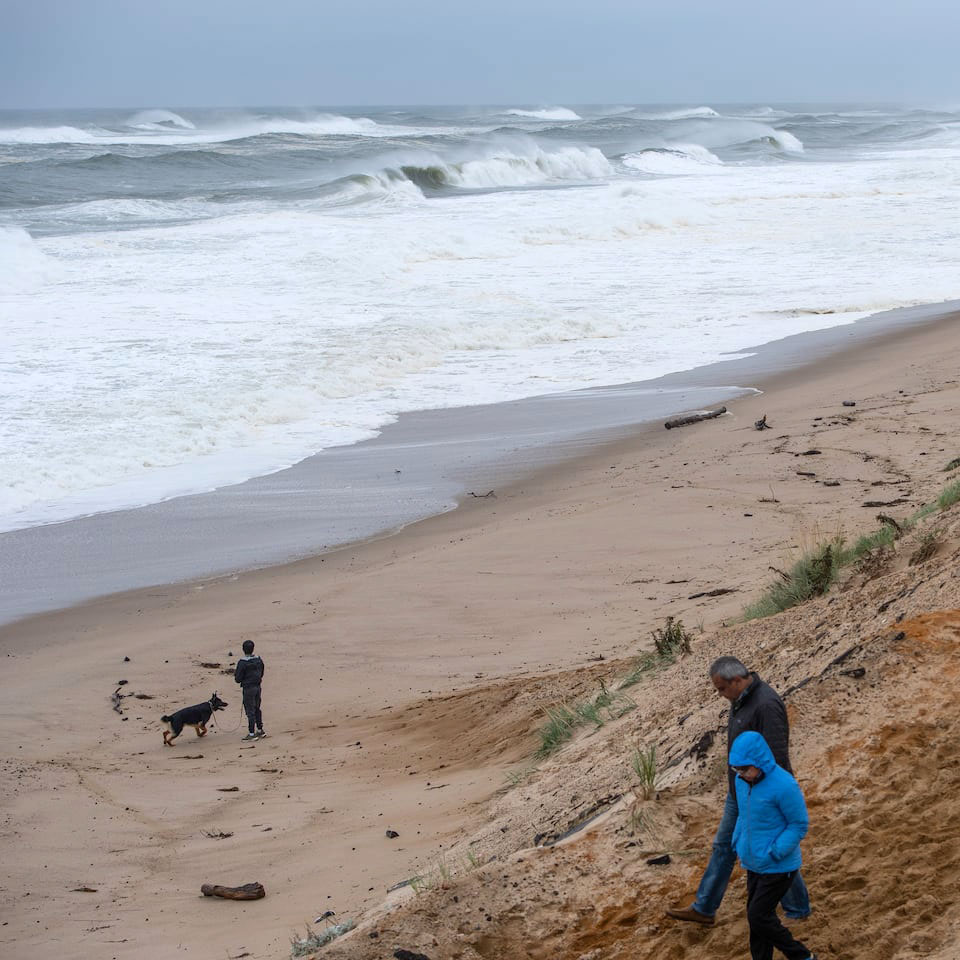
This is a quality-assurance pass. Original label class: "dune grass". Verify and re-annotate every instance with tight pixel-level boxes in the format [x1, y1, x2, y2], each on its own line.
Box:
[630, 743, 659, 800]
[743, 537, 844, 621]
[619, 618, 692, 689]
[939, 479, 960, 511]
[535, 681, 635, 759]
[744, 476, 960, 621]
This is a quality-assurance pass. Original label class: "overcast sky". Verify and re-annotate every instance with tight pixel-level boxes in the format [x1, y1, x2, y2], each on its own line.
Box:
[3, 0, 958, 110]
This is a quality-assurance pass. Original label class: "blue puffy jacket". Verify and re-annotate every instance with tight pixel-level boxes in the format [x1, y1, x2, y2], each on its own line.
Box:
[730, 731, 808, 874]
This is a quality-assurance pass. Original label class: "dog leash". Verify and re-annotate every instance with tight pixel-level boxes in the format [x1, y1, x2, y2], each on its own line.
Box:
[211, 698, 246, 734]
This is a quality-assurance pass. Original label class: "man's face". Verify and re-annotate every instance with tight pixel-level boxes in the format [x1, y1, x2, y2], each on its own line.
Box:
[733, 764, 762, 784]
[712, 672, 751, 702]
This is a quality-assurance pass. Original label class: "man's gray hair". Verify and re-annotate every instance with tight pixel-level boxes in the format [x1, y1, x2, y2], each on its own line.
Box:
[709, 656, 750, 680]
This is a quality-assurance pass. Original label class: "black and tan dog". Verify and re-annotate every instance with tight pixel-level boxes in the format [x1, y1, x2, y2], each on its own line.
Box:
[161, 692, 228, 746]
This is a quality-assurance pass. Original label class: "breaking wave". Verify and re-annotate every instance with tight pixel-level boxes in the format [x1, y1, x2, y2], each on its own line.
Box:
[0, 112, 398, 146]
[506, 107, 582, 121]
[643, 106, 720, 120]
[127, 109, 196, 130]
[621, 143, 723, 175]
[0, 228, 58, 293]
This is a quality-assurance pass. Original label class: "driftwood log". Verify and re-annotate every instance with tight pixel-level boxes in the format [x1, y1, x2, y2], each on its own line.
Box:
[201, 882, 265, 900]
[664, 406, 726, 430]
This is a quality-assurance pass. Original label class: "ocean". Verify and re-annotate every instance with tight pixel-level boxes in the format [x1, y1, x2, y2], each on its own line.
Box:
[2, 102, 959, 540]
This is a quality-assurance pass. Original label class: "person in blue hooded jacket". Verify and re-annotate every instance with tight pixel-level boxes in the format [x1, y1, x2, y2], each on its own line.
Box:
[730, 731, 816, 960]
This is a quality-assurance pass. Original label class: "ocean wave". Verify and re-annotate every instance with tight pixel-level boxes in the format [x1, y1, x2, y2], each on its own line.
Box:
[41, 197, 222, 225]
[0, 113, 404, 146]
[664, 118, 804, 154]
[127, 109, 196, 130]
[621, 143, 723, 175]
[641, 106, 720, 120]
[398, 145, 611, 191]
[0, 228, 58, 292]
[0, 125, 105, 144]
[505, 107, 582, 121]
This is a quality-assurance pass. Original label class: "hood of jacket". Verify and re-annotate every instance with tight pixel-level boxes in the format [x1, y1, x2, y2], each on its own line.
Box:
[729, 730, 778, 775]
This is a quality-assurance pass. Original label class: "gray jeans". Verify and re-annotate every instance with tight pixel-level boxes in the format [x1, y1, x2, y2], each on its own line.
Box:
[242, 686, 262, 733]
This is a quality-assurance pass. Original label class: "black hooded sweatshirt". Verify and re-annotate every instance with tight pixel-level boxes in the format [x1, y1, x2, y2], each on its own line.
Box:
[235, 655, 265, 689]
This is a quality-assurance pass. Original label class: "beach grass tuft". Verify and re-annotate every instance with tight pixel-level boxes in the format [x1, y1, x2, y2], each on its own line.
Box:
[630, 743, 659, 800]
[938, 479, 960, 511]
[651, 617, 693, 659]
[535, 682, 635, 759]
[743, 536, 844, 621]
[745, 476, 960, 620]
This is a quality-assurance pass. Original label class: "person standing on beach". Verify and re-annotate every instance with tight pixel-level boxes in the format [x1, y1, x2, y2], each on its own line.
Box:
[235, 640, 265, 741]
[729, 731, 816, 960]
[666, 656, 810, 925]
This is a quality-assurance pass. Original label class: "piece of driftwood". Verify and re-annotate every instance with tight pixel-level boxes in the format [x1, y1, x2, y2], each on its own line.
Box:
[664, 406, 726, 430]
[863, 498, 908, 508]
[687, 587, 738, 600]
[201, 882, 265, 900]
[842, 400, 856, 407]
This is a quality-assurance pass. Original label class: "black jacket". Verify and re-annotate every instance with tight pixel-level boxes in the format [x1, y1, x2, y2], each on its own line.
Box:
[726, 673, 791, 796]
[235, 655, 265, 689]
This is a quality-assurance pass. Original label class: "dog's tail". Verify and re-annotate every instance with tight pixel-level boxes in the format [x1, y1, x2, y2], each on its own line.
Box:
[160, 715, 171, 723]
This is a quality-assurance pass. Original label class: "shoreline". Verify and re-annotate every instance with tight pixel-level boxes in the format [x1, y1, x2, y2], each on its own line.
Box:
[1, 298, 956, 628]
[2, 305, 958, 960]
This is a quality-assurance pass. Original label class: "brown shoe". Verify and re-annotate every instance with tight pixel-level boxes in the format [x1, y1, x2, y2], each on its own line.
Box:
[665, 906, 715, 926]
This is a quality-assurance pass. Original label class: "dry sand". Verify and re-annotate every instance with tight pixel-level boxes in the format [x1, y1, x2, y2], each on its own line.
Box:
[2, 310, 959, 960]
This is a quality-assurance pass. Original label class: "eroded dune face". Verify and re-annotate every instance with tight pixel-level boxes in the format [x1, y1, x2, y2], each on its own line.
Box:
[321, 567, 960, 960]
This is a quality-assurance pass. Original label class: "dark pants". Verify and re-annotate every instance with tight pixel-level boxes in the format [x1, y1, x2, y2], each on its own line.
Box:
[242, 686, 262, 733]
[746, 870, 811, 960]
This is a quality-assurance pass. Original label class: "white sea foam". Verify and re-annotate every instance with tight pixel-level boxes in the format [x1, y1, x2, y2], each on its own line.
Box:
[622, 143, 723, 175]
[127, 109, 196, 129]
[505, 107, 582, 121]
[2, 106, 959, 532]
[643, 106, 721, 120]
[0, 125, 105, 144]
[0, 113, 420, 145]
[436, 145, 611, 187]
[0, 228, 59, 292]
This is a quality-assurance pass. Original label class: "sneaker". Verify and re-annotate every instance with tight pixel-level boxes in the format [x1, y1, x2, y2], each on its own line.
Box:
[255, 729, 267, 739]
[241, 732, 258, 741]
[665, 906, 715, 926]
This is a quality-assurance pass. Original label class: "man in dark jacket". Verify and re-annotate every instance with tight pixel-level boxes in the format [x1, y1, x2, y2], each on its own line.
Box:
[666, 656, 810, 925]
[235, 640, 265, 741]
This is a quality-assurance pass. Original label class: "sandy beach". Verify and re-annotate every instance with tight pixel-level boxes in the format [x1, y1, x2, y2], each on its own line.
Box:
[2, 306, 960, 960]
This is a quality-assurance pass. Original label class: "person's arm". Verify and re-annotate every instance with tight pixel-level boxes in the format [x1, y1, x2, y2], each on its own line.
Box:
[769, 778, 809, 862]
[234, 660, 245, 685]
